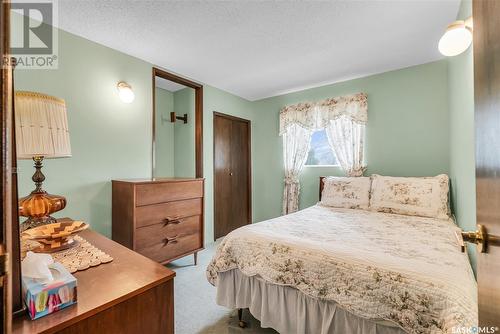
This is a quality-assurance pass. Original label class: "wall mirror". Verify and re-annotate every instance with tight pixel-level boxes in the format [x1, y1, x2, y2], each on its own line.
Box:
[152, 68, 203, 179]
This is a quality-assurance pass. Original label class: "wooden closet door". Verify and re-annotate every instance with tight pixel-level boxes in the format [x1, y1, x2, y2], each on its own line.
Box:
[230, 119, 250, 232]
[214, 115, 233, 239]
[214, 113, 251, 240]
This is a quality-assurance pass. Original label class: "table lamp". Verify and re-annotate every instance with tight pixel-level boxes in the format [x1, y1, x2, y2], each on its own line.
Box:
[15, 91, 72, 231]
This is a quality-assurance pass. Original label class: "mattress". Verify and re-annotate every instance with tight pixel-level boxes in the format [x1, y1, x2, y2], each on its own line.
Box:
[207, 205, 477, 333]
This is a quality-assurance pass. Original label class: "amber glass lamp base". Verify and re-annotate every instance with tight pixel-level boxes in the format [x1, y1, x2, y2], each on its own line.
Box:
[19, 191, 67, 231]
[19, 156, 67, 231]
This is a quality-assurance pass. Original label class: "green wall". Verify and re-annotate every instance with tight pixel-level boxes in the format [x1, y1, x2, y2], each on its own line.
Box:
[448, 0, 476, 269]
[14, 26, 253, 242]
[15, 29, 153, 236]
[154, 87, 175, 177]
[154, 86, 197, 179]
[203, 86, 255, 241]
[14, 16, 475, 263]
[252, 61, 450, 222]
[173, 88, 196, 178]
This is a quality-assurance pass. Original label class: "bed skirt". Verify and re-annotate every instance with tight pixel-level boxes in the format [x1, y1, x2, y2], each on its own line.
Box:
[216, 269, 406, 334]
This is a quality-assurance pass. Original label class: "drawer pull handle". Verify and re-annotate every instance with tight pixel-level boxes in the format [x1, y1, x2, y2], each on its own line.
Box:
[163, 217, 181, 226]
[163, 235, 179, 246]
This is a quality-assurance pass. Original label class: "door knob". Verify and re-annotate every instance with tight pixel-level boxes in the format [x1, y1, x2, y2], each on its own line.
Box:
[455, 224, 500, 253]
[458, 225, 486, 253]
[229, 172, 233, 176]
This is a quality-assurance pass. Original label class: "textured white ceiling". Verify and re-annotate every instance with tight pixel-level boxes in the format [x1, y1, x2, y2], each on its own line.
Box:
[56, 0, 459, 101]
[155, 77, 186, 92]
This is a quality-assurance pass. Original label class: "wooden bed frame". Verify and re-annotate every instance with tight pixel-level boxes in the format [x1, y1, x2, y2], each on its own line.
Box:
[319, 176, 326, 201]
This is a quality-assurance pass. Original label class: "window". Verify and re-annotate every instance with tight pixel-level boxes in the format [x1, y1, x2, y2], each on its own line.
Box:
[305, 129, 338, 166]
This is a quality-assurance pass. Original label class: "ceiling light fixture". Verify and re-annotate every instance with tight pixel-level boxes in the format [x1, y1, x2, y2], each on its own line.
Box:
[438, 17, 473, 57]
[117, 81, 135, 103]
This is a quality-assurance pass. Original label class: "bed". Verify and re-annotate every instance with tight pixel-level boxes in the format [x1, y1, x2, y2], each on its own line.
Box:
[207, 175, 477, 334]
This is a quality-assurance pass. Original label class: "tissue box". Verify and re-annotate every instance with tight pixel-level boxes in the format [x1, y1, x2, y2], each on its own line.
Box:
[22, 262, 77, 320]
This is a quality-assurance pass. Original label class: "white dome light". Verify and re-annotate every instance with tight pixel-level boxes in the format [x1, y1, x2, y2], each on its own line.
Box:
[117, 81, 135, 103]
[438, 20, 473, 57]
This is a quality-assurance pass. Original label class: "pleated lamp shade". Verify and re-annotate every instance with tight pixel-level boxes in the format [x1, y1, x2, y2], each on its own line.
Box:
[15, 91, 71, 159]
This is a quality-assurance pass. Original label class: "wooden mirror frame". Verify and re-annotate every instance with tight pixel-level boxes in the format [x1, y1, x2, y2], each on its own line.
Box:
[151, 67, 203, 178]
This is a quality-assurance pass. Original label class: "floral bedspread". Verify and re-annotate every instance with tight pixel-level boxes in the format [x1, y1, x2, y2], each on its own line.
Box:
[206, 205, 477, 334]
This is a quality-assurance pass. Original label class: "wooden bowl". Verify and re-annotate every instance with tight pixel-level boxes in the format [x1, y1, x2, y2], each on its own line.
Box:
[21, 221, 89, 253]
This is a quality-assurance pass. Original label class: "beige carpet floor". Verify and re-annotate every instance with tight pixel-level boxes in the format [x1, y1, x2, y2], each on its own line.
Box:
[167, 242, 278, 334]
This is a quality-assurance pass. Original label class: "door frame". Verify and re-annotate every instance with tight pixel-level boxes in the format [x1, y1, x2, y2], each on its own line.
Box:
[213, 112, 252, 241]
[1, 0, 13, 331]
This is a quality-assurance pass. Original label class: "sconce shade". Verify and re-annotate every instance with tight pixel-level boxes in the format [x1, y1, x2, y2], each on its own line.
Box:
[438, 20, 473, 57]
[15, 91, 72, 159]
[117, 81, 135, 103]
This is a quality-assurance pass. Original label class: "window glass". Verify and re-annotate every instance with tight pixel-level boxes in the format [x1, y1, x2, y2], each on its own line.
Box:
[305, 129, 338, 166]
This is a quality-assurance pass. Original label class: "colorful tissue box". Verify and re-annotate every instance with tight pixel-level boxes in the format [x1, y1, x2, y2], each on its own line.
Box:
[22, 262, 77, 320]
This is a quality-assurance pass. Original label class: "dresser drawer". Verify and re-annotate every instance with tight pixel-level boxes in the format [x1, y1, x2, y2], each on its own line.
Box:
[135, 198, 202, 228]
[112, 178, 204, 265]
[135, 215, 201, 249]
[137, 233, 201, 263]
[136, 181, 203, 206]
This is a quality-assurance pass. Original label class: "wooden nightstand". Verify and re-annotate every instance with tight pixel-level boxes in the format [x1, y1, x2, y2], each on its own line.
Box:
[13, 229, 175, 334]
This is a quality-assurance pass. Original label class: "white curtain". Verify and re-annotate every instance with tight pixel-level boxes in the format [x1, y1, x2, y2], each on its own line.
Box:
[279, 93, 367, 135]
[279, 92, 367, 214]
[282, 124, 312, 215]
[325, 116, 366, 177]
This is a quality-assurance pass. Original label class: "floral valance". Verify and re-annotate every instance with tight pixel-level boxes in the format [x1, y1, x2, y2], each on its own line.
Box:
[279, 92, 367, 135]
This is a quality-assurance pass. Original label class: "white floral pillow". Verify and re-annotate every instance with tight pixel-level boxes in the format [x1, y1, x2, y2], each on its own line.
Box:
[369, 174, 450, 219]
[320, 177, 371, 210]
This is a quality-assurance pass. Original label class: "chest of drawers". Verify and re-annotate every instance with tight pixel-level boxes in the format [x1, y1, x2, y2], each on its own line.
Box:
[112, 178, 204, 264]
[13, 229, 175, 334]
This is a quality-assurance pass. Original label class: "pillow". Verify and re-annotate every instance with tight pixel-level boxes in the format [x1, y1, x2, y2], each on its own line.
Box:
[320, 176, 371, 210]
[369, 174, 450, 219]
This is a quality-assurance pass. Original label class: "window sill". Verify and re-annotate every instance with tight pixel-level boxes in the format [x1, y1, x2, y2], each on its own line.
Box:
[304, 165, 340, 168]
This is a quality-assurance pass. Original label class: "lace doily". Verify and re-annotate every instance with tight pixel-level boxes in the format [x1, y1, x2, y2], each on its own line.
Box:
[22, 235, 113, 273]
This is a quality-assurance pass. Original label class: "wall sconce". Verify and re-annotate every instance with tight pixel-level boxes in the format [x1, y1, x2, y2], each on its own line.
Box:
[170, 112, 188, 124]
[117, 81, 135, 103]
[439, 16, 473, 57]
